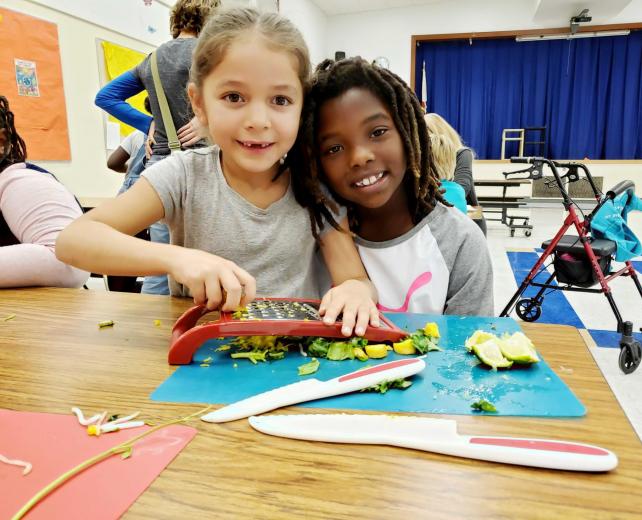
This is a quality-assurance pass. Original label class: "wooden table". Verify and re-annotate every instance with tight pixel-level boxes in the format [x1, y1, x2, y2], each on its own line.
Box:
[1, 288, 641, 519]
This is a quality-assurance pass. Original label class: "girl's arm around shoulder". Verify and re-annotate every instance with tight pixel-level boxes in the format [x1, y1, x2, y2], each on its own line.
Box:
[317, 218, 380, 337]
[55, 178, 256, 311]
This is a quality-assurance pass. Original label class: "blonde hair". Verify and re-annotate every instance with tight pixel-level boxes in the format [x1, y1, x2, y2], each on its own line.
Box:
[424, 113, 465, 181]
[190, 8, 311, 90]
[429, 133, 457, 180]
[424, 113, 464, 149]
[170, 0, 220, 39]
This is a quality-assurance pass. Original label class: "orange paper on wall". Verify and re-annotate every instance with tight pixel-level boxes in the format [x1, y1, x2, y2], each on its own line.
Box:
[0, 410, 197, 519]
[0, 7, 71, 160]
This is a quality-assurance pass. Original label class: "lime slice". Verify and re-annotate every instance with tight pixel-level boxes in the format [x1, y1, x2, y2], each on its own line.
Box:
[465, 330, 496, 352]
[500, 332, 540, 364]
[472, 339, 513, 369]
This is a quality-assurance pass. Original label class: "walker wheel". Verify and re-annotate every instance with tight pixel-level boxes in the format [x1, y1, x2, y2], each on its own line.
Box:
[619, 342, 641, 374]
[515, 299, 542, 322]
[525, 230, 532, 237]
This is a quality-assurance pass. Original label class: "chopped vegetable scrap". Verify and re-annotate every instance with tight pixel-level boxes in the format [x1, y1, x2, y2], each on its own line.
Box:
[153, 319, 161, 327]
[471, 399, 498, 413]
[465, 330, 539, 369]
[3, 313, 16, 322]
[0, 453, 32, 475]
[72, 407, 143, 436]
[297, 357, 320, 376]
[361, 378, 413, 394]
[98, 320, 114, 329]
[218, 322, 441, 369]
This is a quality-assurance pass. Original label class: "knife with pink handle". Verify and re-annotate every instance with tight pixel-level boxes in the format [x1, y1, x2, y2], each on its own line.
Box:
[201, 357, 426, 423]
[248, 414, 618, 472]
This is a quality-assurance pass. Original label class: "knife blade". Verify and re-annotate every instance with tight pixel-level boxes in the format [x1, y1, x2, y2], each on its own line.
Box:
[248, 414, 618, 472]
[201, 357, 426, 423]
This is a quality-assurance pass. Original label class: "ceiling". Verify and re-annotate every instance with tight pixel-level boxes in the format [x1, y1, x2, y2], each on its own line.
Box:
[310, 0, 442, 16]
[309, 0, 633, 20]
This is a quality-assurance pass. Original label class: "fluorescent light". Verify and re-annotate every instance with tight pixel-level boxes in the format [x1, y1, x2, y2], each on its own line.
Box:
[516, 30, 630, 42]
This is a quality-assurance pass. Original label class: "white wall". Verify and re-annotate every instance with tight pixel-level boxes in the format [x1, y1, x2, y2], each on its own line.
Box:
[280, 0, 328, 66]
[3, 0, 156, 197]
[325, 0, 642, 84]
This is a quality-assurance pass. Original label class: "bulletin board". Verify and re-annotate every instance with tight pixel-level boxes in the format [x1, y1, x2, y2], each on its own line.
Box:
[0, 7, 70, 160]
[101, 40, 148, 137]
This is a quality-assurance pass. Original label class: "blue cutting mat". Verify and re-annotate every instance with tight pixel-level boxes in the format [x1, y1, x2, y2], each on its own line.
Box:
[151, 313, 586, 417]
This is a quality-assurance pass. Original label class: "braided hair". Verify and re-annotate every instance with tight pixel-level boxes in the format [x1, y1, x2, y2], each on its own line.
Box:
[290, 57, 446, 239]
[0, 96, 27, 173]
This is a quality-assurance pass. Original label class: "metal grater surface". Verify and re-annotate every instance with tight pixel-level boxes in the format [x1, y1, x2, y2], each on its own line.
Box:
[237, 300, 324, 321]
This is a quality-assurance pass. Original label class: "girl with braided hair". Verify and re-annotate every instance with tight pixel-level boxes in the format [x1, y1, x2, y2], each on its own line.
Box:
[294, 58, 493, 315]
[0, 95, 88, 288]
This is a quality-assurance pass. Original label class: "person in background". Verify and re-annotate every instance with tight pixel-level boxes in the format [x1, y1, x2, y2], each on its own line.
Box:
[107, 98, 152, 195]
[424, 113, 487, 235]
[0, 95, 89, 288]
[428, 132, 468, 215]
[95, 0, 219, 295]
[293, 58, 493, 316]
[57, 8, 380, 336]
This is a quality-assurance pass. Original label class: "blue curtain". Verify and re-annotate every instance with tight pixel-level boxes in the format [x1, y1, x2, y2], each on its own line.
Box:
[415, 31, 642, 159]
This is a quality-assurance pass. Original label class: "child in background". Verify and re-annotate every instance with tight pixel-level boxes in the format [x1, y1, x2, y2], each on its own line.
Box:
[107, 99, 153, 195]
[424, 113, 487, 235]
[294, 58, 493, 316]
[0, 95, 89, 288]
[427, 132, 468, 215]
[57, 9, 379, 336]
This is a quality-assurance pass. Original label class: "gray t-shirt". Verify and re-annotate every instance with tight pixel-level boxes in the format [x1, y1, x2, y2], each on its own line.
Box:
[142, 146, 324, 299]
[133, 38, 202, 156]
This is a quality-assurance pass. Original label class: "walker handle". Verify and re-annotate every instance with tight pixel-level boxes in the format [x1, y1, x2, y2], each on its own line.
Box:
[606, 180, 635, 200]
[510, 157, 534, 164]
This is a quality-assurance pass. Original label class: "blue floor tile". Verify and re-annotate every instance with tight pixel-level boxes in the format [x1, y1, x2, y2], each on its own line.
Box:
[588, 329, 642, 349]
[506, 251, 585, 328]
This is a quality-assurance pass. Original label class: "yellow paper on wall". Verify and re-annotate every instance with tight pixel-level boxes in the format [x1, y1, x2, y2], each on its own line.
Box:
[101, 41, 148, 137]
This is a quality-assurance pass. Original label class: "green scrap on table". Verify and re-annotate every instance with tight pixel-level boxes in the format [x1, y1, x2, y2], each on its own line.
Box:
[98, 320, 114, 328]
[3, 314, 16, 322]
[471, 399, 498, 413]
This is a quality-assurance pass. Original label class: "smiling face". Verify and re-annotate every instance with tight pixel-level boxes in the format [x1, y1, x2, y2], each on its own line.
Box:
[188, 32, 304, 179]
[317, 88, 408, 211]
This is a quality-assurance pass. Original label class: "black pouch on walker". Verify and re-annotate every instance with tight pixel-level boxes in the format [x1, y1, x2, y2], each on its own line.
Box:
[550, 237, 615, 288]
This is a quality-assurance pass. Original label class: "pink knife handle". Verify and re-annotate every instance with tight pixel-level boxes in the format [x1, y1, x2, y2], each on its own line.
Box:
[443, 435, 619, 471]
[338, 358, 422, 382]
[469, 437, 611, 456]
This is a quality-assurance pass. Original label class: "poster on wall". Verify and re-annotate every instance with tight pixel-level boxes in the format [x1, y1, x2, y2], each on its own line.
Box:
[15, 59, 40, 97]
[0, 7, 71, 161]
[100, 40, 148, 137]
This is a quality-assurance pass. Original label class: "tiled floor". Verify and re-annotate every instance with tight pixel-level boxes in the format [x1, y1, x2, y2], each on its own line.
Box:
[86, 206, 642, 439]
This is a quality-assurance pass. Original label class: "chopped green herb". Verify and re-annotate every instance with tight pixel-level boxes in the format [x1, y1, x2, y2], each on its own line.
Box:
[326, 342, 355, 361]
[409, 329, 441, 354]
[297, 358, 320, 376]
[98, 320, 114, 328]
[361, 378, 413, 394]
[3, 314, 16, 322]
[230, 351, 266, 364]
[471, 399, 497, 413]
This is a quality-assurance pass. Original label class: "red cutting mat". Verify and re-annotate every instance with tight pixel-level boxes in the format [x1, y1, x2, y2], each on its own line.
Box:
[1, 409, 196, 519]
